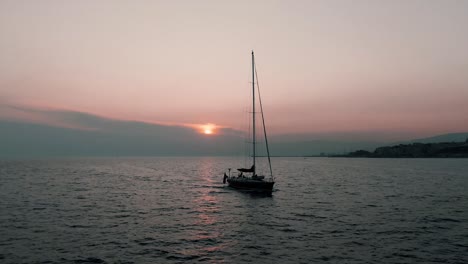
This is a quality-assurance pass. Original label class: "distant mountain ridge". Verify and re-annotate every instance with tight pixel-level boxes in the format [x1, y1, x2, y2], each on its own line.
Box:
[405, 133, 468, 144]
[346, 134, 468, 158]
[267, 133, 468, 156]
[347, 140, 468, 158]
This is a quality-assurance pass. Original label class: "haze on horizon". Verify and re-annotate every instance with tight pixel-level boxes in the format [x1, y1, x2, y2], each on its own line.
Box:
[1, 0, 468, 142]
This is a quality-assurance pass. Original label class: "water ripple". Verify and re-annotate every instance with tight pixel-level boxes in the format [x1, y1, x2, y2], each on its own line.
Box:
[0, 157, 467, 263]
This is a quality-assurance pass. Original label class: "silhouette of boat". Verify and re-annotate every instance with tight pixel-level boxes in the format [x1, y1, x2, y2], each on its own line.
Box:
[223, 51, 275, 191]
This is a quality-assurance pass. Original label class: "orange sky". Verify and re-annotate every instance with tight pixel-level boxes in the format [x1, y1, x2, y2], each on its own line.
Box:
[1, 0, 467, 139]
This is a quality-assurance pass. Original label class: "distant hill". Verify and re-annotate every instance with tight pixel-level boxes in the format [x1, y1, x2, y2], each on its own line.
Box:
[268, 132, 468, 156]
[346, 139, 468, 158]
[406, 132, 468, 144]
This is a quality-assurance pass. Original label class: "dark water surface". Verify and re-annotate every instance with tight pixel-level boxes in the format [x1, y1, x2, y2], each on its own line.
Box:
[1, 157, 467, 263]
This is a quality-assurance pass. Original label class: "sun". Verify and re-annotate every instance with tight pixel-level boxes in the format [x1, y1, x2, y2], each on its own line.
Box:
[199, 123, 217, 135]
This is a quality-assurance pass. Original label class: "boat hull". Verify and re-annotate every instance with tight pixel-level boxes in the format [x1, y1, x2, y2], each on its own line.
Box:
[227, 178, 274, 191]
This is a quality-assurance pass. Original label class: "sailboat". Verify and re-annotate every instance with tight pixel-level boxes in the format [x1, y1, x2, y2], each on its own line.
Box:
[223, 51, 275, 191]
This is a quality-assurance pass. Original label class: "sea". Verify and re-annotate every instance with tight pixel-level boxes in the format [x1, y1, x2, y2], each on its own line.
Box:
[0, 157, 467, 263]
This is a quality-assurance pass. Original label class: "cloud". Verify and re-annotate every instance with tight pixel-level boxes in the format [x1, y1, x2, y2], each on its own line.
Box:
[0, 104, 244, 157]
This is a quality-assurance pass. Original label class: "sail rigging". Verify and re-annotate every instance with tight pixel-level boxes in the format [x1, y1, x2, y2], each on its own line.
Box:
[254, 63, 273, 180]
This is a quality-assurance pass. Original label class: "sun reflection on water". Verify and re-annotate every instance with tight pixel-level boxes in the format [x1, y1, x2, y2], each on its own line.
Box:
[177, 157, 230, 261]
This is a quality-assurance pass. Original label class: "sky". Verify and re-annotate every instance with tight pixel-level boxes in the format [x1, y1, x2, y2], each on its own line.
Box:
[1, 0, 468, 141]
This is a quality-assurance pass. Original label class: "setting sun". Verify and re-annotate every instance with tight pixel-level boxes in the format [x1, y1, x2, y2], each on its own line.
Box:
[198, 123, 217, 135]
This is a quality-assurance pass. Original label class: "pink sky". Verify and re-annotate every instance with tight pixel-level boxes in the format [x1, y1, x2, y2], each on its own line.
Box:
[1, 0, 467, 140]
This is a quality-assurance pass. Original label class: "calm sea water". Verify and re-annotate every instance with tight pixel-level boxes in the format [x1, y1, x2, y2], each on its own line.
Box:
[0, 157, 467, 263]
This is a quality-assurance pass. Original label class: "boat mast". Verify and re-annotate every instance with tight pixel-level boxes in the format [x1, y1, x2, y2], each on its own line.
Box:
[252, 51, 256, 176]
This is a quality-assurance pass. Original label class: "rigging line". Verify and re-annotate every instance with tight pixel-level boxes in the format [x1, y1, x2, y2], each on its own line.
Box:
[245, 104, 251, 168]
[254, 61, 274, 180]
